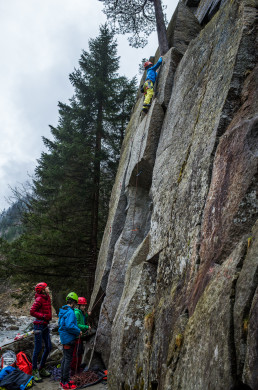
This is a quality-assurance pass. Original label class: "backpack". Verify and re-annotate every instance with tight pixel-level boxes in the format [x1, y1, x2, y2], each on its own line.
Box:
[16, 352, 32, 375]
[0, 367, 33, 390]
[0, 350, 16, 369]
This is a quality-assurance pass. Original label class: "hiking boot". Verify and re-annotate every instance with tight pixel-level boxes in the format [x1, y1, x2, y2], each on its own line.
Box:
[142, 108, 148, 114]
[69, 380, 77, 389]
[32, 369, 42, 382]
[39, 367, 51, 377]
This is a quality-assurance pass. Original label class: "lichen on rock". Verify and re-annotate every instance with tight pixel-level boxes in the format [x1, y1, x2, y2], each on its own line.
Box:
[89, 1, 258, 389]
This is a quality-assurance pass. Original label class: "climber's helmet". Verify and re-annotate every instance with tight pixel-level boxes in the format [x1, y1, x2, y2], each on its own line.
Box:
[35, 282, 48, 294]
[66, 292, 79, 304]
[144, 61, 153, 70]
[78, 297, 87, 305]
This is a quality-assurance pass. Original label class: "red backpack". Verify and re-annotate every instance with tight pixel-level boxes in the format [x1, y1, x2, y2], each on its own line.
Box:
[16, 351, 32, 375]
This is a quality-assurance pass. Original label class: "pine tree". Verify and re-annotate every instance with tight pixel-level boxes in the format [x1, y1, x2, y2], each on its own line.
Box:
[69, 24, 136, 262]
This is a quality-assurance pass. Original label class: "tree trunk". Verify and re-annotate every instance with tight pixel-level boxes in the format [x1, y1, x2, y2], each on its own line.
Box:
[153, 0, 169, 55]
[91, 104, 103, 264]
[120, 101, 125, 148]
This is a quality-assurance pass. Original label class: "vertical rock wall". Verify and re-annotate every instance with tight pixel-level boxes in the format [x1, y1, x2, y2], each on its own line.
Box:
[89, 0, 258, 389]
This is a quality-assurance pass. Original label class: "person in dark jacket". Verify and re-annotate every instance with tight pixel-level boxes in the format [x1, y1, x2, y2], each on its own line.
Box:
[30, 282, 52, 382]
[58, 292, 81, 390]
[141, 56, 162, 113]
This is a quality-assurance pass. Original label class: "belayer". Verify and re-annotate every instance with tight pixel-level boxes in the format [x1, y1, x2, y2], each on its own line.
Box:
[71, 296, 91, 375]
[141, 56, 162, 113]
[58, 292, 81, 389]
[30, 282, 52, 382]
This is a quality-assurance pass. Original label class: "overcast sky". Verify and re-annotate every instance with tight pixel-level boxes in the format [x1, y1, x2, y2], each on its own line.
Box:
[0, 0, 178, 212]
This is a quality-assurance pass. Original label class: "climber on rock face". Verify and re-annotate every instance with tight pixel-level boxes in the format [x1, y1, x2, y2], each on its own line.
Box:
[141, 56, 162, 114]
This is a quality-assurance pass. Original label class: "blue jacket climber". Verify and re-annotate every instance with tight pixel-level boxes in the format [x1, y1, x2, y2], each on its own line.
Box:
[142, 56, 163, 113]
[145, 57, 163, 83]
[58, 305, 80, 345]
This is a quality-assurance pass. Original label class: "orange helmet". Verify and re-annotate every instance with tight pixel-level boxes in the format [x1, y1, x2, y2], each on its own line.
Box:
[144, 61, 153, 69]
[35, 282, 47, 293]
[78, 297, 87, 305]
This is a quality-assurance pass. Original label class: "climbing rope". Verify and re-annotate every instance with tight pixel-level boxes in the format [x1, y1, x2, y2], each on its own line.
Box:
[86, 113, 149, 369]
[75, 334, 81, 374]
[85, 330, 98, 369]
[90, 113, 148, 309]
[123, 119, 148, 265]
[91, 291, 105, 312]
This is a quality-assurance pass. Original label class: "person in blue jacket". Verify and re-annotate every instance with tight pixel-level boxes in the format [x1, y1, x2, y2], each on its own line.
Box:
[142, 56, 162, 113]
[58, 292, 81, 390]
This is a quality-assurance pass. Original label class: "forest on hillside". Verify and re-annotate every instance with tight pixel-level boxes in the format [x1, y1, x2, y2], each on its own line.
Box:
[0, 201, 24, 242]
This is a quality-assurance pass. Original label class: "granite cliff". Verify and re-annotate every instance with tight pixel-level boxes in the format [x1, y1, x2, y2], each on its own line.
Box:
[89, 0, 258, 389]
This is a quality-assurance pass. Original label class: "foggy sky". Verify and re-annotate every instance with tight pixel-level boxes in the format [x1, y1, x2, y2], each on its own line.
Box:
[0, 0, 178, 211]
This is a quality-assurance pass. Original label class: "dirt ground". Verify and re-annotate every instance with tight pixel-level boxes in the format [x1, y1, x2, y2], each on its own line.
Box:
[34, 377, 107, 389]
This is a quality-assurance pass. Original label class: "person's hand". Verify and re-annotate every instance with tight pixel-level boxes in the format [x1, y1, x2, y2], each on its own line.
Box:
[80, 331, 83, 336]
[88, 326, 91, 331]
[88, 311, 91, 316]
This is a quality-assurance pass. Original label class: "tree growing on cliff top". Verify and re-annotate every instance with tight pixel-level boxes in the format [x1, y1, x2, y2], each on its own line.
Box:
[99, 0, 169, 55]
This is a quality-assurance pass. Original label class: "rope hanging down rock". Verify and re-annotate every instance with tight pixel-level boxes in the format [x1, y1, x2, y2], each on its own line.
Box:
[86, 114, 149, 369]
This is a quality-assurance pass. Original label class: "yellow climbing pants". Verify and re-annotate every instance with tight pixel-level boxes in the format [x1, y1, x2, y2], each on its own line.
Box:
[143, 80, 154, 107]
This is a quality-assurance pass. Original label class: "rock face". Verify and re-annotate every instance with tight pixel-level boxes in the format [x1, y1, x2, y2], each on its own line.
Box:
[89, 1, 258, 389]
[166, 1, 201, 55]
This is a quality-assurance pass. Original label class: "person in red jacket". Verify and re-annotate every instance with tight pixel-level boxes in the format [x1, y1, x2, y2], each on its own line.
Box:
[30, 282, 52, 382]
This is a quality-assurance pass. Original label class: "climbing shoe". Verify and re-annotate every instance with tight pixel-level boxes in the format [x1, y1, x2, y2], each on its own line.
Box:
[32, 369, 42, 382]
[60, 382, 77, 389]
[39, 367, 51, 377]
[60, 383, 69, 389]
[26, 379, 33, 388]
[142, 104, 151, 114]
